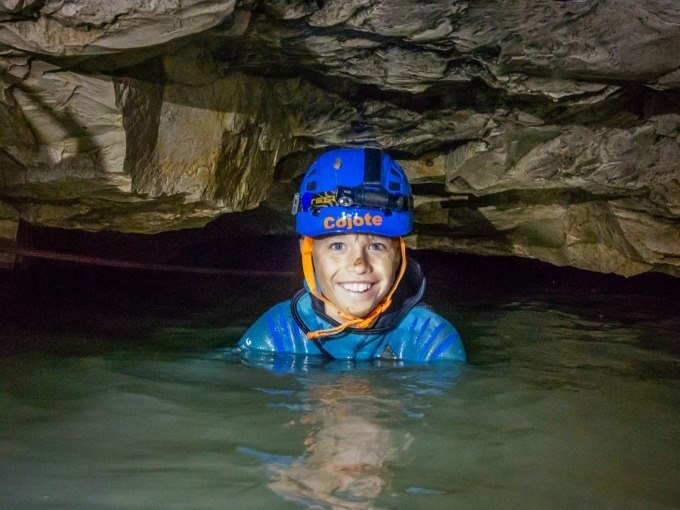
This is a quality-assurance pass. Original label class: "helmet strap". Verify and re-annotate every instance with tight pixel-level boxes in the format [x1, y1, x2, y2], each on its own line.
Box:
[300, 236, 408, 340]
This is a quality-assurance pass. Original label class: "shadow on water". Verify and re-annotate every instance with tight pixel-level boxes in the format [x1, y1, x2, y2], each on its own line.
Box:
[0, 265, 297, 356]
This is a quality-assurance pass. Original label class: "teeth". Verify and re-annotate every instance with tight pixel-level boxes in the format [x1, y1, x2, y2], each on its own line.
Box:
[340, 282, 373, 292]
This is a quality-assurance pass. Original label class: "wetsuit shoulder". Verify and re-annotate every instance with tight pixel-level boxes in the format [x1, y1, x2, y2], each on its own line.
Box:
[238, 300, 315, 355]
[389, 305, 466, 362]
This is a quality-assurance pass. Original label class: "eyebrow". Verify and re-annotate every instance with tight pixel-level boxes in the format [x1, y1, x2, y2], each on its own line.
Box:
[319, 234, 392, 244]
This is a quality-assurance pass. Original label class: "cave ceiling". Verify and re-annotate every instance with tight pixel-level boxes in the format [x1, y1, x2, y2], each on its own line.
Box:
[0, 0, 679, 276]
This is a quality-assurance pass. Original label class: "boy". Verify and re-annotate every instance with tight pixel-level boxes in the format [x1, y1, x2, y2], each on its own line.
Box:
[238, 147, 466, 362]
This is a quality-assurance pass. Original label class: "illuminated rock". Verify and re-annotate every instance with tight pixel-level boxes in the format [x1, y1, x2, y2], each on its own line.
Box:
[0, 0, 678, 275]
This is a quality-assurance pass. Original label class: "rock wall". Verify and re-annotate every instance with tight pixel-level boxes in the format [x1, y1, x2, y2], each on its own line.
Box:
[0, 0, 678, 275]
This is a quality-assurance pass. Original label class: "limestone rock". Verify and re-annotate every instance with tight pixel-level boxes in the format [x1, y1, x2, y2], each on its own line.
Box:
[0, 0, 678, 276]
[0, 198, 18, 237]
[117, 64, 301, 211]
[0, 199, 18, 268]
[0, 0, 239, 55]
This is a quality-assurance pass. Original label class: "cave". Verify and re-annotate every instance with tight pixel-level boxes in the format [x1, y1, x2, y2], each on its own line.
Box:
[1, 3, 679, 508]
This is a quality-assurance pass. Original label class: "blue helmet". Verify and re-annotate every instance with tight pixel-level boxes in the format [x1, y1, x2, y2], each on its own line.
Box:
[293, 148, 414, 237]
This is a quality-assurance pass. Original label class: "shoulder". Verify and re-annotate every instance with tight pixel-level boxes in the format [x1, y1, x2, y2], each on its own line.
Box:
[237, 301, 296, 352]
[394, 305, 466, 362]
[237, 299, 316, 355]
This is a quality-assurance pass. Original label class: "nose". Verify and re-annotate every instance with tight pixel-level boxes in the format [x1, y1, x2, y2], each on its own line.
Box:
[349, 247, 371, 273]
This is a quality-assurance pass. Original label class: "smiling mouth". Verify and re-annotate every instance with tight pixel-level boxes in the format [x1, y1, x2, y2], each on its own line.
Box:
[339, 282, 375, 293]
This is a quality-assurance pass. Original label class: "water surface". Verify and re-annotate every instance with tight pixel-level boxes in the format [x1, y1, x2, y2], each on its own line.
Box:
[1, 254, 679, 509]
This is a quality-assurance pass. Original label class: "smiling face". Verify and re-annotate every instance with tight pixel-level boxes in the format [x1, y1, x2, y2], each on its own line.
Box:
[310, 234, 401, 323]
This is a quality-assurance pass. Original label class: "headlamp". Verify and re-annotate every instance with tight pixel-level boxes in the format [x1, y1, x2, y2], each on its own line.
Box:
[336, 186, 412, 211]
[294, 186, 412, 214]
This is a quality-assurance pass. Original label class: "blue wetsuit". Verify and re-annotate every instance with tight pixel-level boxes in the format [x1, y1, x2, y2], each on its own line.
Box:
[238, 259, 465, 363]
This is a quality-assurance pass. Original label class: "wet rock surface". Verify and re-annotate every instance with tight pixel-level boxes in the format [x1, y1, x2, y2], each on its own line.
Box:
[0, 0, 678, 276]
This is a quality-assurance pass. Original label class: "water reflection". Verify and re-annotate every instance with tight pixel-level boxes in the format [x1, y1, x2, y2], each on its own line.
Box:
[235, 354, 463, 509]
[266, 376, 402, 509]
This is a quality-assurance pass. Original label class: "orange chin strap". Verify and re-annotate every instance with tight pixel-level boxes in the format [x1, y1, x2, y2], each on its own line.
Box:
[300, 236, 408, 340]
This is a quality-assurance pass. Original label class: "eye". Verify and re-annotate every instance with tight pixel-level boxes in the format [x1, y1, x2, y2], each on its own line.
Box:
[368, 242, 388, 251]
[328, 242, 345, 251]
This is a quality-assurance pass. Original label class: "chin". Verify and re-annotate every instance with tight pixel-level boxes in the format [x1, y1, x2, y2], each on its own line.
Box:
[342, 304, 374, 318]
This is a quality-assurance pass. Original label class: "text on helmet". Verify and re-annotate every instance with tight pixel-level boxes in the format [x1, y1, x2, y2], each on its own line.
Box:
[323, 212, 383, 231]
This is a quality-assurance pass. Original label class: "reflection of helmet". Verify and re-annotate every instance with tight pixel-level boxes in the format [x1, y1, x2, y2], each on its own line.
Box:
[293, 148, 413, 237]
